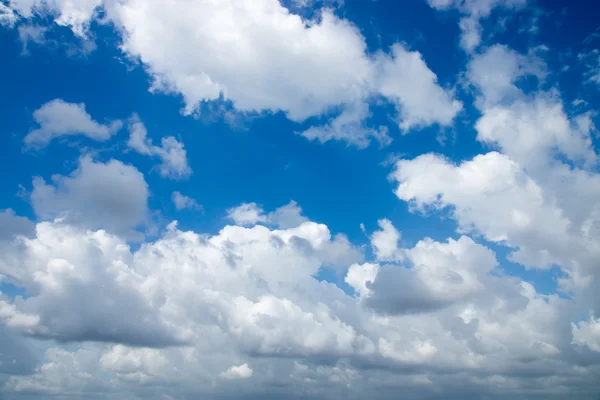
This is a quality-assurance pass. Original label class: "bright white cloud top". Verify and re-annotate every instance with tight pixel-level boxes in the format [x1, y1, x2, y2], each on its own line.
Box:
[0, 0, 599, 399]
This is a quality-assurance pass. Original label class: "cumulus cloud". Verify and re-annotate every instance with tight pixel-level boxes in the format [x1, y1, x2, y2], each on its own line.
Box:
[226, 202, 267, 226]
[365, 236, 498, 314]
[6, 0, 462, 147]
[171, 192, 202, 212]
[372, 44, 463, 130]
[127, 114, 192, 180]
[370, 219, 402, 262]
[0, 211, 593, 399]
[572, 316, 600, 352]
[220, 364, 253, 379]
[0, 222, 185, 347]
[30, 156, 149, 239]
[24, 99, 122, 148]
[391, 44, 600, 315]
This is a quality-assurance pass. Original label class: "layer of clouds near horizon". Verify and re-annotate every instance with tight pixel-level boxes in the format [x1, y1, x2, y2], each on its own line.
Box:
[0, 200, 597, 398]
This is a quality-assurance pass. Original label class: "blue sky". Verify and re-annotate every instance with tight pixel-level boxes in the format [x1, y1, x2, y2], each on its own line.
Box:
[0, 0, 599, 399]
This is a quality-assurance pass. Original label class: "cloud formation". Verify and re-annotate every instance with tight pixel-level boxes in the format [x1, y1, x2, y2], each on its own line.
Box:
[127, 114, 192, 180]
[6, 0, 463, 147]
[25, 99, 122, 148]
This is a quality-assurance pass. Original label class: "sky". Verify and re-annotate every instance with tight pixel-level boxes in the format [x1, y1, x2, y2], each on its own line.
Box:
[0, 0, 599, 399]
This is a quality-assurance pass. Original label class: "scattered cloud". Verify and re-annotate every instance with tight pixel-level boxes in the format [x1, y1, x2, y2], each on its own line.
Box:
[171, 192, 202, 212]
[127, 114, 192, 180]
[25, 99, 122, 148]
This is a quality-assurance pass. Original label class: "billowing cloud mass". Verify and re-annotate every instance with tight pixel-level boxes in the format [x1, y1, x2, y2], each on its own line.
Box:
[391, 44, 600, 314]
[25, 99, 122, 148]
[0, 202, 597, 399]
[5, 0, 462, 147]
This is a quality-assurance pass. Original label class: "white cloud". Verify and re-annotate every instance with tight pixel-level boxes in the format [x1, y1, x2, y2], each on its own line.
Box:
[171, 191, 202, 212]
[0, 221, 184, 347]
[467, 44, 544, 107]
[300, 102, 391, 149]
[345, 262, 379, 297]
[578, 49, 600, 86]
[7, 0, 102, 36]
[6, 0, 462, 147]
[373, 44, 463, 131]
[227, 201, 309, 229]
[226, 202, 267, 226]
[392, 151, 570, 265]
[364, 236, 497, 314]
[127, 114, 192, 180]
[572, 315, 600, 352]
[30, 156, 149, 239]
[266, 200, 309, 229]
[370, 219, 401, 262]
[108, 0, 373, 121]
[220, 364, 253, 379]
[25, 99, 122, 148]
[0, 212, 588, 399]
[392, 44, 600, 316]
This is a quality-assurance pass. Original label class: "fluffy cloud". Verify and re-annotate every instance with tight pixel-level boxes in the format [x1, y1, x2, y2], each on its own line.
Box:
[0, 210, 596, 399]
[572, 316, 600, 352]
[127, 114, 192, 180]
[226, 202, 267, 226]
[370, 219, 402, 262]
[30, 156, 149, 238]
[220, 364, 253, 380]
[5, 0, 462, 147]
[24, 99, 122, 148]
[391, 44, 600, 314]
[0, 222, 184, 347]
[364, 236, 498, 314]
[372, 44, 463, 130]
